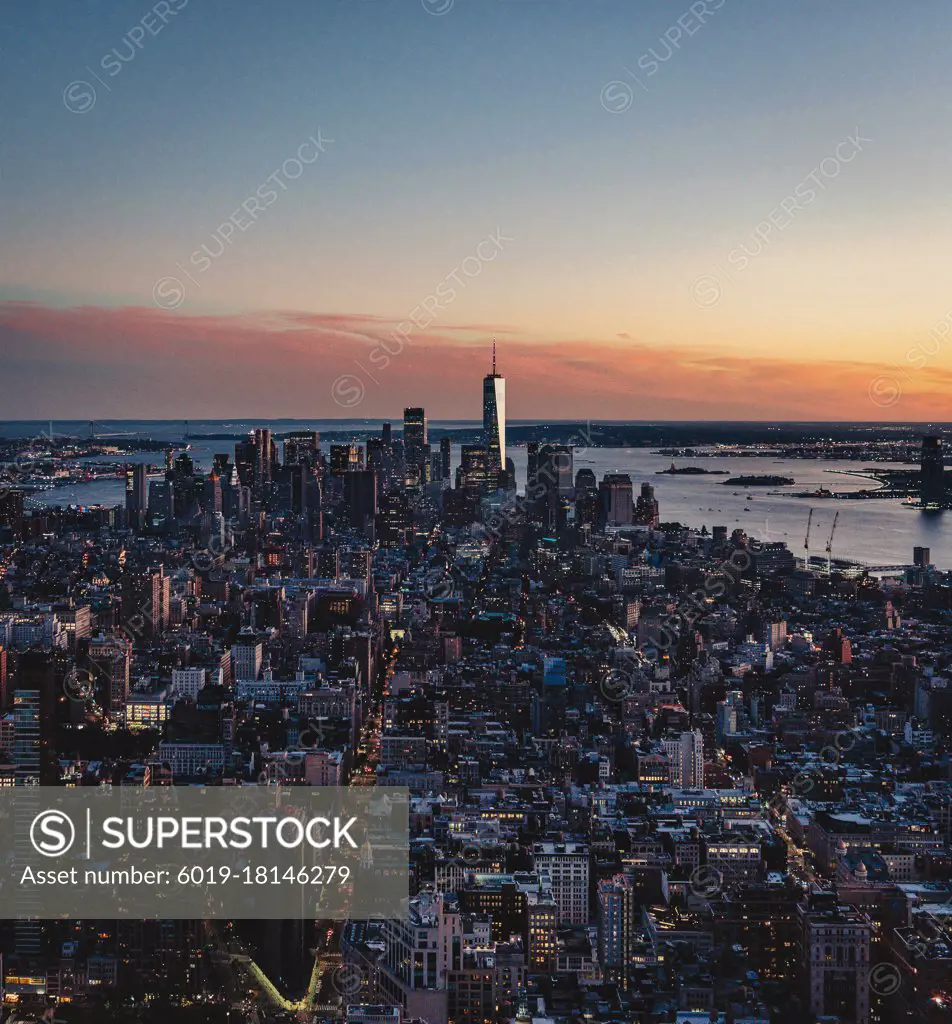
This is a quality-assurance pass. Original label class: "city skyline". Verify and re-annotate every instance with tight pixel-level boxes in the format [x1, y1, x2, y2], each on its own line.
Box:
[1, 3, 951, 1020]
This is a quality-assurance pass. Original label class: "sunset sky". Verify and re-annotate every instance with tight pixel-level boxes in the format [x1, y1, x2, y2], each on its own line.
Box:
[2, 0, 951, 420]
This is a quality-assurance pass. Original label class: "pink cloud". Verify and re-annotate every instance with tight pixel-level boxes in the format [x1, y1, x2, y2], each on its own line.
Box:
[0, 301, 949, 421]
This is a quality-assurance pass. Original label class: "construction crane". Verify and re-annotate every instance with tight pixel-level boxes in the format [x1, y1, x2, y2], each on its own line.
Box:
[804, 508, 814, 566]
[825, 512, 839, 575]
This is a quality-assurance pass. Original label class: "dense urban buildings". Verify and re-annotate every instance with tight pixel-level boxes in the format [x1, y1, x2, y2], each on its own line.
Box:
[0, 375, 950, 1024]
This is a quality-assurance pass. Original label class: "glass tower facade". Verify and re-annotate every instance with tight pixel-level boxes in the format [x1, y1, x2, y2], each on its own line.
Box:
[482, 346, 506, 473]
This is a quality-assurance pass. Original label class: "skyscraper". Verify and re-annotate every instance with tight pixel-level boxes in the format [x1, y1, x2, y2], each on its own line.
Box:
[439, 436, 452, 486]
[483, 342, 506, 475]
[534, 445, 574, 529]
[920, 435, 946, 507]
[536, 445, 574, 498]
[253, 428, 275, 493]
[284, 430, 319, 467]
[459, 444, 490, 493]
[13, 650, 58, 785]
[125, 463, 148, 529]
[343, 469, 379, 533]
[403, 407, 428, 475]
[598, 474, 634, 527]
[635, 481, 660, 527]
[234, 434, 257, 489]
[662, 729, 704, 789]
[329, 444, 362, 474]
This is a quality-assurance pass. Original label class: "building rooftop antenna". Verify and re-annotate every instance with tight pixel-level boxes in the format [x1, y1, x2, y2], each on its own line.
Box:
[492, 338, 496, 375]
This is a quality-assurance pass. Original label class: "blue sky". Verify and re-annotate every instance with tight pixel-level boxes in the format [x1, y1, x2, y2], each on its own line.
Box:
[1, 0, 952, 418]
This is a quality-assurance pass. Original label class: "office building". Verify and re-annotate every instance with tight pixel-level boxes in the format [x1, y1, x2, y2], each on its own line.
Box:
[0, 488, 25, 540]
[12, 649, 58, 785]
[402, 408, 428, 477]
[597, 874, 637, 973]
[482, 343, 506, 477]
[254, 427, 275, 493]
[920, 435, 946, 506]
[663, 729, 704, 789]
[598, 474, 634, 527]
[798, 896, 871, 1024]
[536, 444, 573, 499]
[344, 470, 379, 533]
[330, 444, 363, 474]
[635, 481, 660, 527]
[84, 634, 132, 714]
[124, 463, 148, 529]
[532, 841, 589, 925]
[439, 437, 452, 485]
[458, 445, 490, 493]
[284, 430, 320, 467]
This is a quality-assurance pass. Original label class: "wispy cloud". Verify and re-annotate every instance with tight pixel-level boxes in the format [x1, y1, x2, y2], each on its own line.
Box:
[1, 301, 950, 420]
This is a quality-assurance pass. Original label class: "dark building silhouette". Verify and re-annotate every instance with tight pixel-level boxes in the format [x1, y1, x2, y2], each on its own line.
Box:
[920, 435, 946, 506]
[439, 436, 452, 486]
[124, 463, 148, 530]
[0, 488, 25, 540]
[13, 649, 58, 785]
[283, 430, 319, 468]
[403, 407, 428, 478]
[598, 474, 633, 527]
[343, 470, 378, 533]
[635, 482, 660, 527]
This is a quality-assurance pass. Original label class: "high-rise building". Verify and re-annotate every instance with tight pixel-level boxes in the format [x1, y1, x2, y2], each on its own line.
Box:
[913, 545, 931, 568]
[254, 428, 275, 493]
[482, 343, 506, 475]
[597, 874, 637, 973]
[798, 895, 871, 1024]
[0, 644, 8, 711]
[531, 445, 574, 529]
[343, 470, 379, 533]
[148, 479, 175, 524]
[0, 488, 25, 540]
[125, 463, 148, 529]
[536, 445, 574, 499]
[920, 435, 946, 506]
[122, 567, 167, 636]
[12, 649, 58, 785]
[202, 470, 222, 514]
[235, 434, 257, 489]
[458, 445, 490, 493]
[527, 442, 540, 494]
[598, 474, 634, 527]
[663, 729, 704, 789]
[635, 481, 660, 527]
[531, 841, 589, 925]
[366, 436, 386, 474]
[284, 430, 320, 467]
[232, 633, 263, 681]
[378, 490, 412, 547]
[575, 468, 596, 494]
[330, 444, 363, 474]
[402, 408, 428, 475]
[84, 634, 132, 714]
[439, 436, 452, 486]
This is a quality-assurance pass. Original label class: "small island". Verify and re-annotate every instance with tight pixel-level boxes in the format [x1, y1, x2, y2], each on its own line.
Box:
[657, 463, 729, 476]
[722, 474, 795, 486]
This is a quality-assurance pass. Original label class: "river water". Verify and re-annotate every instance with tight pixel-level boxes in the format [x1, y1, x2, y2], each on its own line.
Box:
[5, 421, 945, 569]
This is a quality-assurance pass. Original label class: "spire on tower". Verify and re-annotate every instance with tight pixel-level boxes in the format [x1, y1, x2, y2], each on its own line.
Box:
[492, 338, 496, 375]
